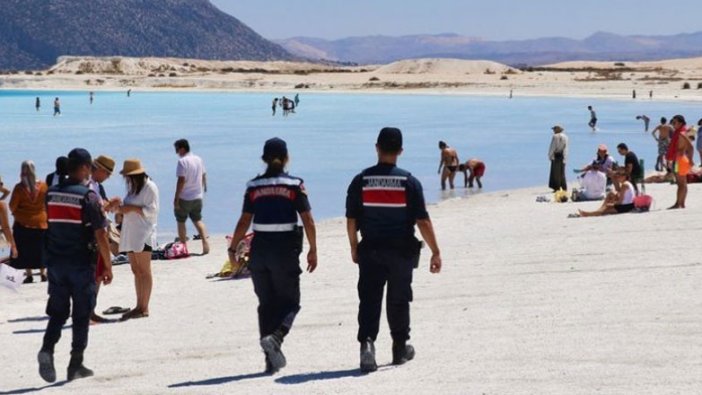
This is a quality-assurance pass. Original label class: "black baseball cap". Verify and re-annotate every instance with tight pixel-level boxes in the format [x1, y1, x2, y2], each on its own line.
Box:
[376, 127, 403, 153]
[67, 148, 92, 167]
[263, 137, 288, 160]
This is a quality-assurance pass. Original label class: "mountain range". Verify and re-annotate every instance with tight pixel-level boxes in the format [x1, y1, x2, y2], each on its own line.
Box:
[0, 0, 292, 70]
[276, 32, 702, 66]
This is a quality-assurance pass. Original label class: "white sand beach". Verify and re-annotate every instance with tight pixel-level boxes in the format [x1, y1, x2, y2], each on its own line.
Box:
[1, 181, 701, 394]
[2, 56, 702, 101]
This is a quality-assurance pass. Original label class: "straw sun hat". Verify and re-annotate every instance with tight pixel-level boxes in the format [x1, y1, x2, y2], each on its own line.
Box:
[93, 155, 115, 174]
[120, 159, 146, 176]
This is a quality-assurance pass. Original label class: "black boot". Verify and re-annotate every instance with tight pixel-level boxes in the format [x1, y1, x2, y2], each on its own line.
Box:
[360, 338, 377, 373]
[260, 330, 286, 373]
[37, 349, 56, 383]
[67, 352, 94, 381]
[392, 341, 415, 365]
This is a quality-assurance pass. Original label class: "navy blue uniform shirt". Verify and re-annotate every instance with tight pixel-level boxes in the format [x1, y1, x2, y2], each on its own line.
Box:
[346, 163, 429, 240]
[243, 171, 311, 234]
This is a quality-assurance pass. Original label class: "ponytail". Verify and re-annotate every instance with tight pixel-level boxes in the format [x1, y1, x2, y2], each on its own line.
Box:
[263, 155, 287, 175]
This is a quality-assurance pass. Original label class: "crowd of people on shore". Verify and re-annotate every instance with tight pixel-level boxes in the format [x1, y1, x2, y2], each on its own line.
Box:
[0, 139, 210, 321]
[547, 112, 700, 216]
[2, 93, 699, 383]
[1, 128, 442, 382]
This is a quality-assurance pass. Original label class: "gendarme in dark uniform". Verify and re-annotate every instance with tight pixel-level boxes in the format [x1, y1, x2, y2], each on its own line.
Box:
[38, 148, 113, 383]
[346, 127, 442, 373]
[228, 137, 318, 374]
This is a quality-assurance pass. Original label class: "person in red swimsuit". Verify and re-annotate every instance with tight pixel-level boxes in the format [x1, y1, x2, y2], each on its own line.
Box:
[459, 158, 486, 189]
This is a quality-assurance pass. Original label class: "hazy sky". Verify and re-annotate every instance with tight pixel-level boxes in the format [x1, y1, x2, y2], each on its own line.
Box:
[211, 0, 702, 40]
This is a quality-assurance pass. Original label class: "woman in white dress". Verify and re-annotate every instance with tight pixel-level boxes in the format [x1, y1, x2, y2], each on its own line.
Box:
[116, 159, 159, 321]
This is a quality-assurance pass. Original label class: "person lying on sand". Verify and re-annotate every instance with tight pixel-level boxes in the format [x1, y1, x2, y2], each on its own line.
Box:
[644, 171, 675, 184]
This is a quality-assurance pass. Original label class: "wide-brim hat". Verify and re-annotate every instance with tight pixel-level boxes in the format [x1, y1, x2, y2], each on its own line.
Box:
[552, 125, 564, 133]
[120, 159, 146, 176]
[94, 155, 115, 174]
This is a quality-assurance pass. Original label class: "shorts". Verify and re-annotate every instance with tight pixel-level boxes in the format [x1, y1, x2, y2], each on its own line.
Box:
[473, 163, 486, 178]
[675, 155, 691, 176]
[446, 166, 458, 173]
[658, 139, 670, 156]
[614, 203, 635, 213]
[124, 244, 152, 254]
[175, 198, 203, 222]
[589, 118, 597, 127]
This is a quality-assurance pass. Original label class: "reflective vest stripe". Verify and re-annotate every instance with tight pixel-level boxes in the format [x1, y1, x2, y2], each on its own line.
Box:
[247, 177, 301, 188]
[47, 204, 82, 222]
[362, 189, 407, 207]
[252, 223, 297, 232]
[48, 219, 82, 224]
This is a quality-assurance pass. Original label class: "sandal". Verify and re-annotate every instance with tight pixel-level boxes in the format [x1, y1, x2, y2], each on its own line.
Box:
[120, 309, 149, 322]
[103, 306, 131, 315]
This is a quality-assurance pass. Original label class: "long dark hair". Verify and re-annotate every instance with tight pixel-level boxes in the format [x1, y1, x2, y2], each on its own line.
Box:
[126, 173, 148, 195]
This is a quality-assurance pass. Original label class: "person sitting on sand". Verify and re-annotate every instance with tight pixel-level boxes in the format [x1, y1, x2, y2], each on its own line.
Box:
[616, 143, 642, 194]
[571, 169, 607, 202]
[437, 141, 459, 190]
[458, 158, 485, 188]
[574, 144, 614, 174]
[575, 170, 635, 217]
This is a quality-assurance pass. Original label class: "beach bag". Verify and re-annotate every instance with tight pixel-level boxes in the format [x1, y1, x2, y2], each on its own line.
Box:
[0, 263, 23, 291]
[163, 242, 189, 260]
[633, 195, 653, 212]
[230, 233, 253, 276]
[553, 188, 569, 203]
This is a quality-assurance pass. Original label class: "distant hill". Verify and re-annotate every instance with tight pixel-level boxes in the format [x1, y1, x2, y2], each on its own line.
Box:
[0, 0, 292, 70]
[276, 32, 702, 65]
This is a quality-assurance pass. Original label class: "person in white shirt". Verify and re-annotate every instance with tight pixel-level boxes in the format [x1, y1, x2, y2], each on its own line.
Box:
[548, 125, 568, 191]
[116, 159, 159, 321]
[173, 139, 209, 255]
[576, 170, 635, 217]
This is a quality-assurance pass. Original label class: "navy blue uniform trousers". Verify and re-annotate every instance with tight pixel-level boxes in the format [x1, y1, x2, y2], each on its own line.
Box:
[42, 264, 96, 354]
[357, 245, 414, 343]
[249, 235, 302, 339]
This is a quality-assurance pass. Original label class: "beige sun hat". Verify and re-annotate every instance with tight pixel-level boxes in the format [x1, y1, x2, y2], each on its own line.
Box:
[552, 125, 564, 133]
[94, 155, 115, 174]
[120, 159, 146, 176]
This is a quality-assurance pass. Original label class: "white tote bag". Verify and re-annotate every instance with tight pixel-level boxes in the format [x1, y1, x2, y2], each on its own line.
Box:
[0, 262, 23, 291]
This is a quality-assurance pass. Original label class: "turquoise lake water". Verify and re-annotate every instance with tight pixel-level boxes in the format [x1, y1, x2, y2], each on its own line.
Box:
[1, 90, 700, 240]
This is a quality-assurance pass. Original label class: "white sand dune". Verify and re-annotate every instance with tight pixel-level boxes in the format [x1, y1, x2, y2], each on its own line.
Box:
[1, 182, 700, 394]
[373, 58, 516, 75]
[3, 55, 702, 101]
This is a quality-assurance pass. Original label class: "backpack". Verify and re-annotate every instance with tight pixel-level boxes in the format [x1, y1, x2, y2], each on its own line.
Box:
[163, 242, 189, 260]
